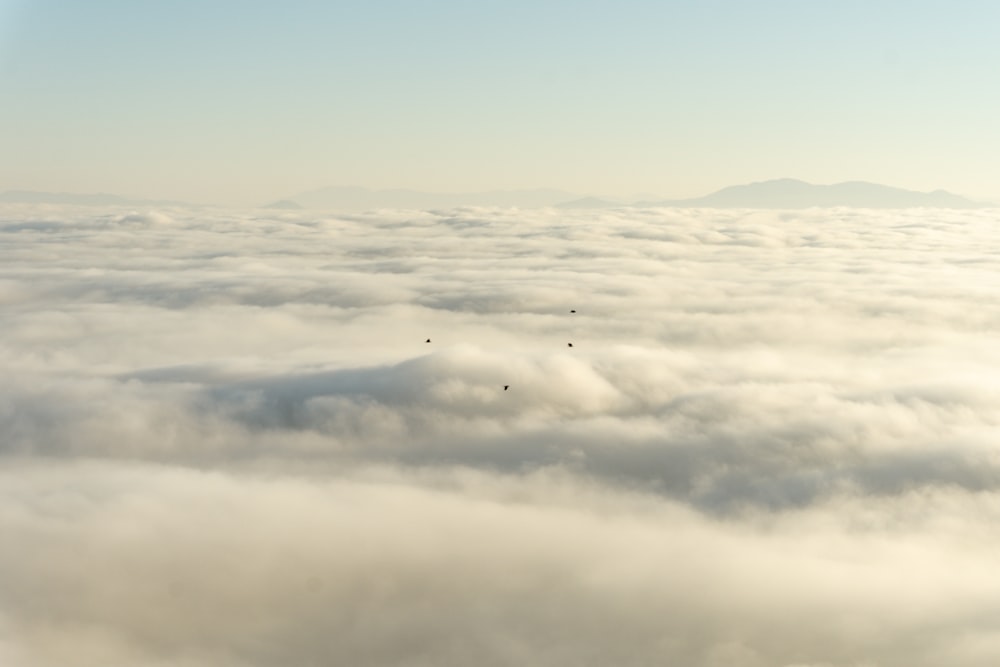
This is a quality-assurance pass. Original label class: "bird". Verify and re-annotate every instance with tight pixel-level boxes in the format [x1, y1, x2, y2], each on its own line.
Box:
[567, 343, 573, 347]
[504, 385, 509, 391]
[425, 338, 431, 343]
[570, 309, 576, 313]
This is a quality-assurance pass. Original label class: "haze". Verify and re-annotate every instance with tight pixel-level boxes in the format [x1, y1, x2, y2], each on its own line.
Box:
[4, 2, 1000, 666]
[2, 1, 1000, 204]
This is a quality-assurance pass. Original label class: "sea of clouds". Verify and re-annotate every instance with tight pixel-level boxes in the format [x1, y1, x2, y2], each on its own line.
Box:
[2, 203, 1000, 666]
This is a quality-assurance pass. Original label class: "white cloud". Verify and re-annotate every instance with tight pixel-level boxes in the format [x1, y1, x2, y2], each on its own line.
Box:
[2, 203, 1000, 665]
[3, 462, 1000, 667]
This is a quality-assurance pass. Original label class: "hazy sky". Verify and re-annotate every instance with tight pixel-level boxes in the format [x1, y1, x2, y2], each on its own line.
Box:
[2, 0, 999, 204]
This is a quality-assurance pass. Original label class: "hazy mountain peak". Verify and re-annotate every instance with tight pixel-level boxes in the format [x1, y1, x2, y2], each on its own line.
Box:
[287, 186, 579, 211]
[0, 190, 196, 207]
[262, 199, 303, 210]
[644, 179, 985, 209]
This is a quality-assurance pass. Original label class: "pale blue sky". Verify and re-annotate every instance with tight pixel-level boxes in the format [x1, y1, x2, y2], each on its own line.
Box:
[1, 0, 998, 205]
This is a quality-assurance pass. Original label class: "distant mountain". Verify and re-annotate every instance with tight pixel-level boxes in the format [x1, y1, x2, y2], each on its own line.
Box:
[0, 190, 194, 207]
[640, 179, 985, 209]
[288, 186, 579, 211]
[555, 197, 627, 209]
[262, 199, 303, 210]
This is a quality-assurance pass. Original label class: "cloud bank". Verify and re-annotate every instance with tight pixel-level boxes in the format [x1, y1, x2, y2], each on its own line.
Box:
[2, 203, 1000, 666]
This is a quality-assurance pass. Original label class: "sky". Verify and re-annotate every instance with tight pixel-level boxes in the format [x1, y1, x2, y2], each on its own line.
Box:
[2, 0, 999, 205]
[2, 202, 1000, 665]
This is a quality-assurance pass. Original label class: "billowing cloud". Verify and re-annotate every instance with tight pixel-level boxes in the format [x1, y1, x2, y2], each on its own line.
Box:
[2, 202, 1000, 665]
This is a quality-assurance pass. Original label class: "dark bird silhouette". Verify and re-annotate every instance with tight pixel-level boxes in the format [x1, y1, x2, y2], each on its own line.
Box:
[567, 343, 573, 347]
[504, 385, 509, 391]
[570, 309, 576, 313]
[425, 338, 431, 343]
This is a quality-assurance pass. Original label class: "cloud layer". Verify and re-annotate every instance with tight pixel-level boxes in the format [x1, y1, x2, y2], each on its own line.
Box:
[2, 203, 1000, 666]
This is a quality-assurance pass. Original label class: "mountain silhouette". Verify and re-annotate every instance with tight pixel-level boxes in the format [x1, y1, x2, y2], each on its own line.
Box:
[0, 190, 196, 207]
[639, 179, 984, 209]
[262, 199, 304, 210]
[289, 186, 578, 211]
[555, 196, 627, 209]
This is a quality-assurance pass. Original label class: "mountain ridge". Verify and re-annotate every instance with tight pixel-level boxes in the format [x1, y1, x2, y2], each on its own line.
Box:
[0, 190, 197, 207]
[286, 186, 578, 211]
[3, 180, 989, 210]
[636, 179, 986, 209]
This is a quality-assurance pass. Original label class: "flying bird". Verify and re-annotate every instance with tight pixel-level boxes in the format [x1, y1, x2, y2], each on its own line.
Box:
[570, 309, 576, 313]
[425, 338, 431, 343]
[567, 343, 573, 347]
[504, 385, 509, 391]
